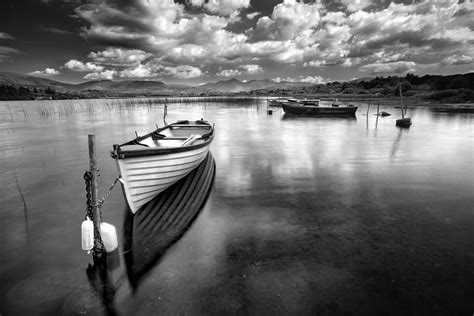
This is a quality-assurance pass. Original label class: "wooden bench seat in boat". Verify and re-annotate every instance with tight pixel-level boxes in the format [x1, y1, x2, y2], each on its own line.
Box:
[135, 134, 202, 148]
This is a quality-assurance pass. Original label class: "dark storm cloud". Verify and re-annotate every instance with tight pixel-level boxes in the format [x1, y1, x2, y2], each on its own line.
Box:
[363, 30, 455, 51]
[75, 3, 156, 34]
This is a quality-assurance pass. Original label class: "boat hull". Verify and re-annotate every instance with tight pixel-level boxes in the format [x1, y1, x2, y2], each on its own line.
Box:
[112, 120, 214, 214]
[116, 146, 210, 213]
[282, 102, 358, 116]
[396, 117, 412, 127]
[267, 100, 283, 106]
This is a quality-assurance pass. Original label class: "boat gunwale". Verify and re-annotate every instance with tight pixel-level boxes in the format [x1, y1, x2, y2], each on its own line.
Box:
[112, 120, 214, 159]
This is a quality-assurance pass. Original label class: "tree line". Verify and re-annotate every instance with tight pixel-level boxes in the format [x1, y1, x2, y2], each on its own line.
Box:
[261, 72, 473, 102]
[0, 85, 60, 100]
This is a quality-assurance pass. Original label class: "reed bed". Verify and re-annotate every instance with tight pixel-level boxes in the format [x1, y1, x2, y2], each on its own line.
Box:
[0, 96, 263, 121]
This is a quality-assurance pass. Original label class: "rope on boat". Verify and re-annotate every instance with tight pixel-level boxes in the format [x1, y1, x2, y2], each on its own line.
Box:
[98, 176, 121, 207]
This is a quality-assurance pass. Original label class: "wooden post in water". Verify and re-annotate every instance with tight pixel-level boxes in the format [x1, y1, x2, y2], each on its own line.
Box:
[88, 134, 102, 256]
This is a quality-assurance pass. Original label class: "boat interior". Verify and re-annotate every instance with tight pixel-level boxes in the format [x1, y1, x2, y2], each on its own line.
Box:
[123, 121, 213, 149]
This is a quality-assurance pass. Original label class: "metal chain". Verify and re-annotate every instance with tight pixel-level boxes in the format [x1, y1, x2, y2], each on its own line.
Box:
[84, 171, 94, 219]
[83, 170, 105, 256]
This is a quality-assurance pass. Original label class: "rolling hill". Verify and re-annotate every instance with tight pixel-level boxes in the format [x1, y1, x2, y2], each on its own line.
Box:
[0, 71, 316, 95]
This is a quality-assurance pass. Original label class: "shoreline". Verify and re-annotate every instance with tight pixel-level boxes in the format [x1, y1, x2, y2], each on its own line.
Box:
[1, 95, 473, 111]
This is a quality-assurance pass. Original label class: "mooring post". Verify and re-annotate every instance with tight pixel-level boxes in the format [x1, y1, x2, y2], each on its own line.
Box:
[88, 134, 102, 256]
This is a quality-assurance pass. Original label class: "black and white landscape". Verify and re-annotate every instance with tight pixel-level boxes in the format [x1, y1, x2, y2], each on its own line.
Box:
[1, 1, 474, 316]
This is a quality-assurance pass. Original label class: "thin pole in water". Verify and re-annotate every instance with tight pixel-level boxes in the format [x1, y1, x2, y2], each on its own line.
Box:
[88, 134, 102, 257]
[366, 100, 371, 129]
[399, 84, 405, 119]
[375, 101, 380, 129]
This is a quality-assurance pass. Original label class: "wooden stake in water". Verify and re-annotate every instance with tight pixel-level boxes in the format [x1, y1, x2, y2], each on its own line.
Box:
[88, 134, 102, 256]
[163, 104, 168, 126]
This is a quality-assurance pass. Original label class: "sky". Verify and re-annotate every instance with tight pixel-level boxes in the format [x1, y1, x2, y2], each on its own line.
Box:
[0, 0, 473, 85]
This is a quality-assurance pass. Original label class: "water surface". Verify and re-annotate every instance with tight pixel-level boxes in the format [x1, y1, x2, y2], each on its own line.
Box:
[1, 98, 473, 315]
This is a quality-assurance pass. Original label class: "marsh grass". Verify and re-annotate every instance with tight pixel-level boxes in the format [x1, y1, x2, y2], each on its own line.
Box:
[0, 96, 262, 121]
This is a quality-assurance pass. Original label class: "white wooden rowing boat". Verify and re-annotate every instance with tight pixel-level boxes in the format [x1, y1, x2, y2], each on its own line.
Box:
[111, 119, 214, 214]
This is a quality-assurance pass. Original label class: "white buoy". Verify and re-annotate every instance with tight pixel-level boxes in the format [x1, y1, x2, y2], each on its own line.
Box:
[81, 216, 94, 253]
[100, 222, 118, 253]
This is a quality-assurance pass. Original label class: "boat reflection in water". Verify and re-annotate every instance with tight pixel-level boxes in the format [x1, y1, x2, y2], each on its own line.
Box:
[85, 152, 215, 312]
[123, 151, 216, 289]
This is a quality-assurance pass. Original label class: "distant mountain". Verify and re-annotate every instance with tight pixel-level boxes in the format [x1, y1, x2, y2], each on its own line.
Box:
[71, 80, 167, 92]
[199, 78, 314, 93]
[0, 71, 316, 95]
[0, 72, 175, 95]
[0, 71, 72, 90]
[199, 78, 249, 93]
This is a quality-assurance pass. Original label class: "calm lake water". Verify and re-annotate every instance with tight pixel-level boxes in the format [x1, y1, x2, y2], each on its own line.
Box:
[1, 98, 473, 315]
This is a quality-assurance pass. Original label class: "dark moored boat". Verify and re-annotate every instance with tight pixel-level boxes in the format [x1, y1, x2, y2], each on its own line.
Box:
[267, 98, 300, 106]
[395, 117, 412, 127]
[281, 100, 358, 116]
[395, 85, 412, 127]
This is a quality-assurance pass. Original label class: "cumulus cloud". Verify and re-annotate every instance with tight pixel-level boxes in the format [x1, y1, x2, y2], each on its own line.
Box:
[240, 64, 263, 74]
[304, 58, 355, 68]
[273, 75, 326, 84]
[250, 0, 323, 41]
[169, 65, 203, 79]
[117, 60, 203, 79]
[346, 1, 474, 63]
[88, 48, 152, 66]
[360, 61, 416, 74]
[300, 76, 326, 84]
[246, 12, 260, 20]
[70, 0, 474, 80]
[64, 59, 104, 72]
[217, 69, 242, 77]
[204, 0, 250, 16]
[84, 69, 117, 80]
[217, 64, 263, 77]
[341, 0, 372, 12]
[440, 54, 474, 66]
[28, 68, 60, 76]
[119, 63, 154, 78]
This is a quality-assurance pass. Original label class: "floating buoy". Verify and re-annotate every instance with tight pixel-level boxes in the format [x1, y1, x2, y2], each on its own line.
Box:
[100, 222, 118, 253]
[81, 217, 94, 253]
